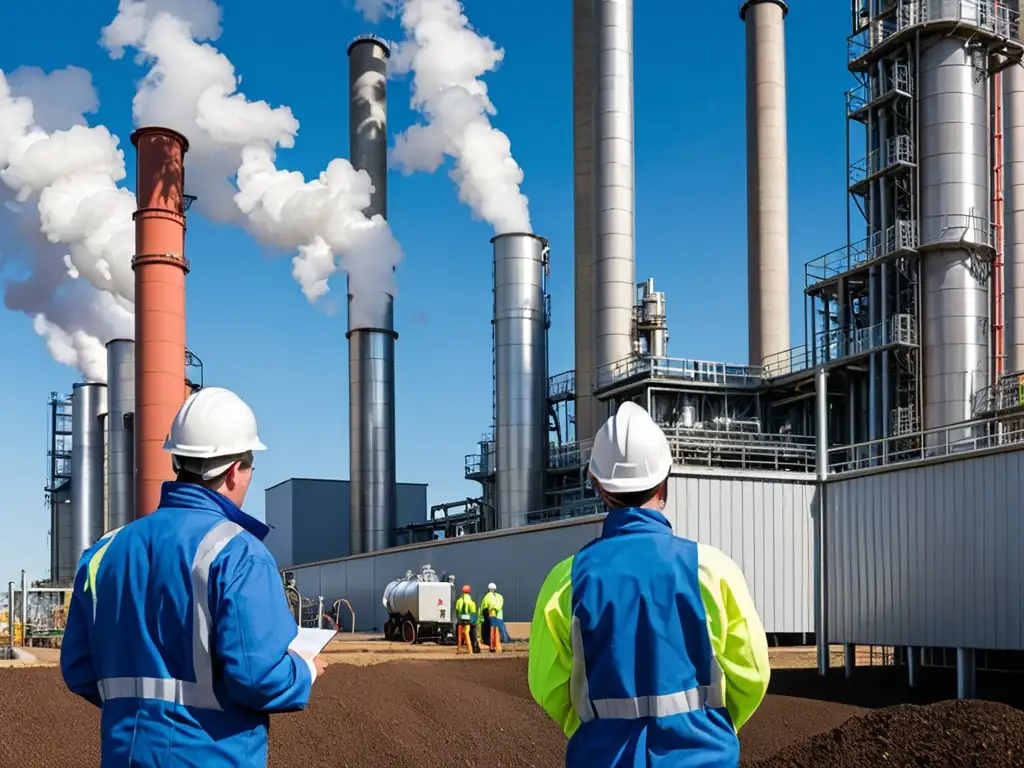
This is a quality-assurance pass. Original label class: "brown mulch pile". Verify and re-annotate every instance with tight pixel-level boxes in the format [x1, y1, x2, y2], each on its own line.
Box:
[750, 699, 1024, 767]
[2, 660, 1024, 767]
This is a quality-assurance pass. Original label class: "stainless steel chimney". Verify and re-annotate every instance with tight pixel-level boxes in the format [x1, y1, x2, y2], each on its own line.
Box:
[741, 0, 791, 368]
[492, 232, 549, 528]
[106, 339, 135, 528]
[347, 34, 397, 554]
[71, 382, 107, 562]
[1004, 62, 1024, 373]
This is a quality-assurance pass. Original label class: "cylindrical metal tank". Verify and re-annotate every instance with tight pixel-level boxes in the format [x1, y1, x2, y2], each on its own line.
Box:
[1004, 62, 1024, 373]
[741, 0, 791, 368]
[573, 0, 597, 443]
[919, 36, 991, 429]
[593, 0, 636, 398]
[106, 339, 135, 528]
[347, 35, 398, 555]
[71, 382, 107, 562]
[493, 232, 549, 528]
[56, 484, 74, 583]
[131, 126, 190, 518]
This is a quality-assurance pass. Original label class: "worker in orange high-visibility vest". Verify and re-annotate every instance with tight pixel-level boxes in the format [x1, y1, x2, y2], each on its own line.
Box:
[455, 585, 479, 654]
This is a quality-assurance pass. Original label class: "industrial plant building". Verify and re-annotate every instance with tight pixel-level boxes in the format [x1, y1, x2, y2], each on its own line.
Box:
[39, 2, 1024, 700]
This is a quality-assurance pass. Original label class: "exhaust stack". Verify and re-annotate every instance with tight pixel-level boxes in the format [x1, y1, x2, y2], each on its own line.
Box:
[71, 382, 107, 561]
[131, 127, 190, 518]
[741, 0, 791, 368]
[492, 233, 550, 528]
[106, 339, 136, 528]
[347, 35, 397, 554]
[1005, 63, 1024, 373]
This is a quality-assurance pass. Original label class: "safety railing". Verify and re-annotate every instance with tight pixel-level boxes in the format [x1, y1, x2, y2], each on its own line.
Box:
[918, 212, 995, 251]
[548, 440, 593, 469]
[663, 426, 817, 473]
[596, 356, 763, 391]
[761, 346, 813, 379]
[973, 370, 1024, 415]
[849, 135, 915, 191]
[548, 370, 575, 400]
[848, 0, 1020, 61]
[826, 412, 1024, 473]
[805, 232, 883, 286]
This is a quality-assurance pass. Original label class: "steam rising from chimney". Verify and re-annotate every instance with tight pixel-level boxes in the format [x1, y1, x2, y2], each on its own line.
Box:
[366, 0, 532, 234]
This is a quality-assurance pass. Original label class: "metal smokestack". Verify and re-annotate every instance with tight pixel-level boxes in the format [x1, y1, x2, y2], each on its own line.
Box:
[593, 0, 636, 420]
[572, 0, 597, 442]
[131, 127, 190, 518]
[1004, 64, 1024, 373]
[347, 35, 397, 554]
[106, 339, 136, 528]
[492, 232, 550, 528]
[71, 382, 107, 561]
[741, 0, 791, 368]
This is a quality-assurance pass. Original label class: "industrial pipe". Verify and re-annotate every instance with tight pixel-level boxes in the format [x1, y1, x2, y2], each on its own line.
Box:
[347, 35, 398, 554]
[131, 127, 190, 518]
[71, 382, 107, 562]
[106, 339, 136, 529]
[741, 0, 792, 368]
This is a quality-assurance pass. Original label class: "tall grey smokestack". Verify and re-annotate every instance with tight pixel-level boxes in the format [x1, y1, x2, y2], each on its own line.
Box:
[1004, 63, 1024, 374]
[71, 382, 107, 562]
[741, 0, 791, 368]
[592, 0, 636, 418]
[572, 0, 597, 442]
[347, 34, 397, 554]
[106, 339, 135, 529]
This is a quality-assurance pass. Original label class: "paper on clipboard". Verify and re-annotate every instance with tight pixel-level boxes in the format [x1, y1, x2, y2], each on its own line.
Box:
[288, 628, 337, 660]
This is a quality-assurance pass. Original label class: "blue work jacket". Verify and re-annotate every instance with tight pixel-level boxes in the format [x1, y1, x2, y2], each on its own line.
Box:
[530, 506, 771, 767]
[60, 482, 313, 767]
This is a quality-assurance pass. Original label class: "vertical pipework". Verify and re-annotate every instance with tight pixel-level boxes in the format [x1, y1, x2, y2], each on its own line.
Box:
[347, 35, 397, 554]
[71, 382, 107, 562]
[1005, 63, 1024, 373]
[573, 0, 597, 442]
[131, 127, 190, 518]
[594, 0, 636, 402]
[493, 233, 549, 528]
[741, 0, 791, 368]
[106, 340, 136, 528]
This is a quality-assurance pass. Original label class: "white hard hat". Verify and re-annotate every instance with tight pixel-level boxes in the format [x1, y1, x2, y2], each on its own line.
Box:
[488, 582, 496, 591]
[163, 387, 267, 461]
[588, 401, 672, 495]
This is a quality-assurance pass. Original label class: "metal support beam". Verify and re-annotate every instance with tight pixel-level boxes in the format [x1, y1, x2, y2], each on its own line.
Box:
[907, 645, 920, 688]
[844, 643, 855, 678]
[957, 647, 977, 700]
[815, 365, 829, 676]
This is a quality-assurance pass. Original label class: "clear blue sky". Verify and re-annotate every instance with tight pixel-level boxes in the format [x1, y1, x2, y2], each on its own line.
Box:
[0, 2, 852, 585]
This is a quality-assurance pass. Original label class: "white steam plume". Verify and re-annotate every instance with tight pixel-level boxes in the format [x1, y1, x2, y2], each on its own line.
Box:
[383, 0, 531, 234]
[105, 0, 403, 327]
[354, 0, 399, 23]
[0, 67, 133, 381]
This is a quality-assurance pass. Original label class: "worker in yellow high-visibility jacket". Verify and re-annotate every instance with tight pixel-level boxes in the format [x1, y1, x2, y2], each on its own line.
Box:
[480, 583, 505, 653]
[527, 401, 771, 766]
[454, 586, 479, 654]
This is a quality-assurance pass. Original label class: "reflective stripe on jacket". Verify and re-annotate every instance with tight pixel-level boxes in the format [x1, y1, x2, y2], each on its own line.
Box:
[455, 595, 477, 624]
[527, 506, 771, 767]
[60, 482, 313, 767]
[481, 591, 504, 620]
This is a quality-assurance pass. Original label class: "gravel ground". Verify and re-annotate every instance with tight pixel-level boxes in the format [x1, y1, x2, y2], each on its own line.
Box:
[3, 658, 1024, 766]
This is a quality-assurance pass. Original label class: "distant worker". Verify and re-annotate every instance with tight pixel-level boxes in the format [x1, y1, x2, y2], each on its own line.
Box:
[480, 582, 506, 653]
[528, 402, 770, 766]
[455, 585, 479, 654]
[61, 387, 327, 767]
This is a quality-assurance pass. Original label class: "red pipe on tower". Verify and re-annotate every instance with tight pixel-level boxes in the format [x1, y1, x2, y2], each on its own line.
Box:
[131, 126, 190, 518]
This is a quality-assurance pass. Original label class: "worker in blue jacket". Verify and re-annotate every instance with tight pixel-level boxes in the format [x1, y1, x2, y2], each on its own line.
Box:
[60, 386, 326, 767]
[528, 401, 771, 766]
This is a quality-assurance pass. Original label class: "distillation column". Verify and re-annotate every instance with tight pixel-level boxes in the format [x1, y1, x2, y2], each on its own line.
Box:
[918, 28, 991, 429]
[106, 339, 135, 528]
[741, 0, 791, 368]
[1004, 61, 1024, 373]
[593, 0, 636, 415]
[573, 0, 597, 442]
[70, 382, 107, 561]
[492, 233, 550, 528]
[131, 127, 190, 518]
[347, 35, 397, 554]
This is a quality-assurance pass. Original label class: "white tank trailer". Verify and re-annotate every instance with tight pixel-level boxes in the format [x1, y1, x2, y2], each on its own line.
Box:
[381, 565, 456, 644]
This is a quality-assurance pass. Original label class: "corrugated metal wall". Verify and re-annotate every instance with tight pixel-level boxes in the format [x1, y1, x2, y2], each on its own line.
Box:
[825, 448, 1024, 650]
[288, 470, 816, 634]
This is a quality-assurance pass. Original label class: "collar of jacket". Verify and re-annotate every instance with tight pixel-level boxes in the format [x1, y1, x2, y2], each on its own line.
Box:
[601, 505, 673, 539]
[159, 481, 270, 541]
